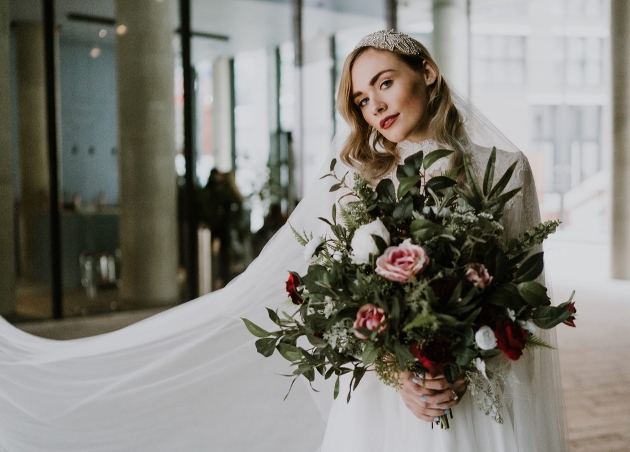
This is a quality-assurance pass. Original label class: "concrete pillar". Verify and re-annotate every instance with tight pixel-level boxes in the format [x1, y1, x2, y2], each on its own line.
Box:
[0, 0, 16, 315]
[116, 0, 178, 305]
[14, 23, 49, 281]
[611, 0, 630, 279]
[432, 0, 469, 96]
[212, 58, 233, 173]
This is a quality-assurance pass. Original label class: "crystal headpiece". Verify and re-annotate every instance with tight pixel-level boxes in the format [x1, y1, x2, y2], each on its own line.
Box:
[354, 29, 423, 56]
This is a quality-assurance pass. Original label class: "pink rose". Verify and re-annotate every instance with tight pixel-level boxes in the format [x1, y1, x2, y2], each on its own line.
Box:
[375, 239, 430, 282]
[353, 304, 386, 339]
[465, 263, 493, 289]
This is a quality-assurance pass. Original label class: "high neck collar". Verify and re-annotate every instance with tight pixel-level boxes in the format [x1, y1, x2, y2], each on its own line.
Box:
[396, 139, 439, 160]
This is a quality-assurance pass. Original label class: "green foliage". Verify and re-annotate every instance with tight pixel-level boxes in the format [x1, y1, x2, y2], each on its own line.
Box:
[242, 145, 573, 408]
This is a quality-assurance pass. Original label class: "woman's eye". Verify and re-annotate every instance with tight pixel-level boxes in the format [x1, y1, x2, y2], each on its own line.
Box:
[359, 98, 368, 107]
[381, 80, 392, 89]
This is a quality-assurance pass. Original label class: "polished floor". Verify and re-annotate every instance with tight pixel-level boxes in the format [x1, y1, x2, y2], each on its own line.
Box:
[13, 234, 630, 452]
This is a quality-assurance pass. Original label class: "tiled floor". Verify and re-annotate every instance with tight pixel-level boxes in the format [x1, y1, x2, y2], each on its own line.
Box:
[14, 235, 630, 451]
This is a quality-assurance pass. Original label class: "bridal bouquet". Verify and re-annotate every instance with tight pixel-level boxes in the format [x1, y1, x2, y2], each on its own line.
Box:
[243, 148, 576, 428]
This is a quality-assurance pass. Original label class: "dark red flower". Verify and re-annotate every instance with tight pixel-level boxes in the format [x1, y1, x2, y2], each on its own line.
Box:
[285, 272, 303, 305]
[410, 335, 453, 376]
[430, 277, 459, 303]
[563, 302, 577, 327]
[494, 319, 527, 360]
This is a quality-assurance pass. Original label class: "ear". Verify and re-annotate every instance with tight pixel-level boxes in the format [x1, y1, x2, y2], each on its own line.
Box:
[423, 61, 438, 87]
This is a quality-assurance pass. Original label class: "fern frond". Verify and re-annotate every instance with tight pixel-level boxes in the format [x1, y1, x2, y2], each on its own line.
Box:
[288, 222, 310, 246]
[525, 333, 555, 350]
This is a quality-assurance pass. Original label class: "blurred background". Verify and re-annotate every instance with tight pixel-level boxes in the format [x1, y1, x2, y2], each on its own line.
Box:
[0, 0, 616, 319]
[1, 0, 629, 450]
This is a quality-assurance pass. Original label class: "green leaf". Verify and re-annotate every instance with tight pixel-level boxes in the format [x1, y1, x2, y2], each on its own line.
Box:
[532, 305, 573, 329]
[425, 176, 456, 194]
[397, 163, 418, 179]
[329, 183, 342, 192]
[517, 281, 550, 307]
[330, 158, 337, 172]
[410, 219, 440, 242]
[515, 252, 545, 283]
[333, 375, 340, 399]
[488, 160, 518, 199]
[392, 196, 413, 222]
[242, 318, 271, 338]
[372, 234, 389, 254]
[397, 175, 422, 199]
[423, 149, 454, 170]
[482, 147, 497, 196]
[375, 178, 397, 205]
[277, 343, 303, 362]
[352, 367, 366, 390]
[403, 150, 424, 169]
[485, 284, 525, 310]
[455, 347, 477, 367]
[255, 337, 277, 357]
[362, 342, 379, 366]
[462, 153, 483, 200]
[288, 222, 309, 246]
[266, 308, 280, 326]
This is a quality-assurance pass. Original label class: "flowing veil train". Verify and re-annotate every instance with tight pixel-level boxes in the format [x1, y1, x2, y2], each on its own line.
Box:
[0, 90, 566, 451]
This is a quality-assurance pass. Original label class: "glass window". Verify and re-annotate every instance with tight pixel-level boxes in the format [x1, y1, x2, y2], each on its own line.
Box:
[472, 35, 527, 86]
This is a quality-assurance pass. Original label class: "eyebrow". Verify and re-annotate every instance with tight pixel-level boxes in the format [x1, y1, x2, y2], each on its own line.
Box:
[351, 69, 396, 101]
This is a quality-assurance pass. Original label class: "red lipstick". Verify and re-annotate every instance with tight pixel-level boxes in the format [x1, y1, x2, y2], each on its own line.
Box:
[380, 114, 399, 130]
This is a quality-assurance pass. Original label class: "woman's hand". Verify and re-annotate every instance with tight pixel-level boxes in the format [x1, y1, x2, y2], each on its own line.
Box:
[398, 371, 468, 423]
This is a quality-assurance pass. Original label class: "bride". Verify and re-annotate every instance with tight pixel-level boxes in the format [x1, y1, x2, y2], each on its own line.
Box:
[0, 31, 566, 452]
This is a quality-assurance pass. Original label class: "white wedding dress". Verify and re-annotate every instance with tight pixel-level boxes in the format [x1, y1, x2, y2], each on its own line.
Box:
[0, 107, 566, 451]
[321, 139, 567, 452]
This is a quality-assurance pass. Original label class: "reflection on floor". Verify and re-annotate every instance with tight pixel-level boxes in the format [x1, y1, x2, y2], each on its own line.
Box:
[11, 233, 630, 451]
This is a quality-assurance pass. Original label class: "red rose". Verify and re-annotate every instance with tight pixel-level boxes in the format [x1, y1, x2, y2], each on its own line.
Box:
[494, 319, 527, 360]
[563, 302, 577, 327]
[285, 272, 303, 305]
[410, 335, 453, 376]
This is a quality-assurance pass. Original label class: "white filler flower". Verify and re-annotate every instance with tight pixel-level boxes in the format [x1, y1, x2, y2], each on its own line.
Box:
[349, 218, 391, 265]
[475, 325, 498, 350]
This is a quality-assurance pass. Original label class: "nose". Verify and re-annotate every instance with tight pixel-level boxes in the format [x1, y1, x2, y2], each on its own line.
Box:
[372, 99, 386, 115]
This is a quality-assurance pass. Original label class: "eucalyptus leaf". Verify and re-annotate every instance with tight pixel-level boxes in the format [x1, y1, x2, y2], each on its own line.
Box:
[397, 175, 422, 199]
[277, 343, 303, 362]
[255, 337, 277, 357]
[242, 318, 271, 338]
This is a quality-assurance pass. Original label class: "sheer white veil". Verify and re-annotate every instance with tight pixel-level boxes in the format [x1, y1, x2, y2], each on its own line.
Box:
[0, 85, 566, 451]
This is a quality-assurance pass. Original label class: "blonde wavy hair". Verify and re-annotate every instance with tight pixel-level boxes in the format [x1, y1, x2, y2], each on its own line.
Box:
[337, 40, 467, 182]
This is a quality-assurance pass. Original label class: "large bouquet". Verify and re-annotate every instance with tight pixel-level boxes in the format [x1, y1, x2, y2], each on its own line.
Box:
[243, 148, 576, 428]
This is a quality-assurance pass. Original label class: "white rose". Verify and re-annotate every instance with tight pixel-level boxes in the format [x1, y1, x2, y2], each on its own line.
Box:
[349, 218, 391, 265]
[475, 325, 497, 350]
[304, 235, 324, 260]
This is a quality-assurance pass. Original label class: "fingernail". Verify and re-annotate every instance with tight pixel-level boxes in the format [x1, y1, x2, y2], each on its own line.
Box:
[412, 377, 419, 384]
[445, 409, 451, 414]
[421, 396, 427, 402]
[436, 403, 442, 408]
[434, 417, 440, 423]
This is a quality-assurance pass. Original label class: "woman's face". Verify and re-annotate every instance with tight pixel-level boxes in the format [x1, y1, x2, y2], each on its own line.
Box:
[350, 48, 437, 143]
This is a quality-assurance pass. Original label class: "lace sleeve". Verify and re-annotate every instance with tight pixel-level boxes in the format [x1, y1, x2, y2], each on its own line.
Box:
[501, 151, 541, 243]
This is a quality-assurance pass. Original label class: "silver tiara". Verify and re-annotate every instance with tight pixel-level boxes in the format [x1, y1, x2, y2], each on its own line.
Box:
[354, 29, 423, 55]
